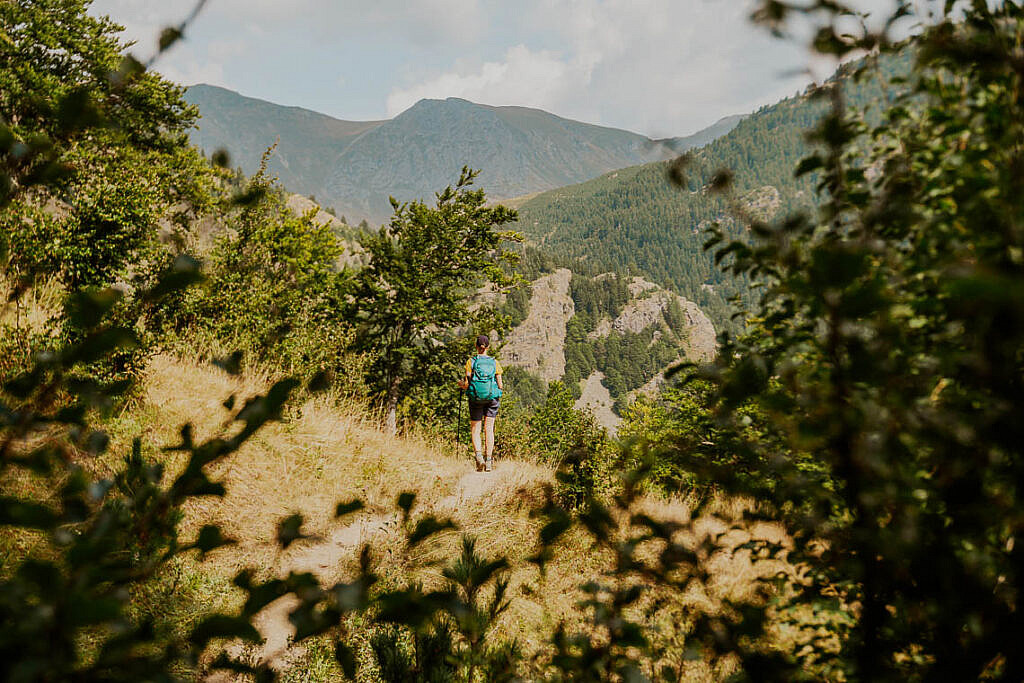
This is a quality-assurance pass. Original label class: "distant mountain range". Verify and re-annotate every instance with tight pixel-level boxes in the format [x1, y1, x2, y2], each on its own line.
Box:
[183, 84, 742, 224]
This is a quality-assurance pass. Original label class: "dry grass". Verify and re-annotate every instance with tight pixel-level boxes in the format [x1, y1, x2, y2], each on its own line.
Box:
[41, 351, 798, 680]
[109, 354, 551, 576]
[0, 276, 64, 332]
[0, 274, 804, 680]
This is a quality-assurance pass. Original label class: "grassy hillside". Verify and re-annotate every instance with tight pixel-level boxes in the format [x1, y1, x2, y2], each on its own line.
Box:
[98, 353, 788, 680]
[0, 273, 790, 680]
[186, 84, 385, 216]
[516, 50, 915, 330]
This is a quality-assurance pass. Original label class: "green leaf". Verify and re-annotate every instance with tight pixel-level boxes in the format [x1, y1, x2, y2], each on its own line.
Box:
[207, 651, 262, 676]
[0, 497, 57, 529]
[539, 516, 571, 546]
[407, 516, 456, 547]
[795, 155, 824, 177]
[190, 615, 261, 647]
[308, 370, 333, 393]
[213, 351, 244, 376]
[66, 594, 123, 627]
[145, 254, 204, 302]
[191, 525, 236, 558]
[111, 54, 146, 86]
[57, 88, 104, 135]
[65, 328, 139, 366]
[66, 288, 122, 329]
[396, 491, 416, 520]
[708, 169, 734, 193]
[211, 148, 231, 168]
[234, 570, 287, 617]
[157, 27, 183, 52]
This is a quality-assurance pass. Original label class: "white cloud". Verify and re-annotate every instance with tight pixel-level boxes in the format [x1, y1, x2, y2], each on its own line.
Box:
[207, 37, 248, 62]
[386, 44, 592, 116]
[87, 0, 945, 135]
[208, 0, 487, 45]
[387, 0, 780, 133]
[90, 0, 487, 50]
[384, 0, 940, 135]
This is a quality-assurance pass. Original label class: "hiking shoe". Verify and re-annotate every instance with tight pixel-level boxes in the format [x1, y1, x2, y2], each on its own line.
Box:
[475, 454, 485, 472]
[485, 458, 493, 473]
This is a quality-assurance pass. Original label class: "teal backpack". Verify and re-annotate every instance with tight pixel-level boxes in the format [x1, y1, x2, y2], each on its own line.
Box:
[467, 355, 502, 402]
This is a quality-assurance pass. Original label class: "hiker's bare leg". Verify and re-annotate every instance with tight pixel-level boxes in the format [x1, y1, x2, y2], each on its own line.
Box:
[470, 419, 483, 456]
[483, 416, 496, 458]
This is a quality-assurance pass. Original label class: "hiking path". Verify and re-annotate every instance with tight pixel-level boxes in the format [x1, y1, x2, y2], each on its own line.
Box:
[245, 465, 523, 671]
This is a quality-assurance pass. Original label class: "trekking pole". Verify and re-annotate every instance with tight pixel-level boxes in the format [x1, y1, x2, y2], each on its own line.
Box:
[455, 388, 463, 446]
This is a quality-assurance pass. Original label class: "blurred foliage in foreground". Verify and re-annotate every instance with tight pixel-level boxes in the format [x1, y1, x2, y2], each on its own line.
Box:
[640, 0, 1024, 678]
[3, 0, 1024, 681]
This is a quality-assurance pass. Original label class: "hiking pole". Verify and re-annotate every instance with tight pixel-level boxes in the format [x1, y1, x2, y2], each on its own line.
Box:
[456, 388, 463, 446]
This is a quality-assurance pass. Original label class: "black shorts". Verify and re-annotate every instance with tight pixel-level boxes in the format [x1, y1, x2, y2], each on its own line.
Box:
[468, 399, 500, 421]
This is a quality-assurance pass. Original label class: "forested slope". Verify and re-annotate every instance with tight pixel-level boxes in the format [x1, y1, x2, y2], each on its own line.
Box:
[517, 49, 914, 330]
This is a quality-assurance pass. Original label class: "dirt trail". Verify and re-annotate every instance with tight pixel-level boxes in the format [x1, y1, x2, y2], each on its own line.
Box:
[249, 465, 521, 671]
[139, 354, 555, 680]
[249, 512, 394, 666]
[438, 469, 507, 509]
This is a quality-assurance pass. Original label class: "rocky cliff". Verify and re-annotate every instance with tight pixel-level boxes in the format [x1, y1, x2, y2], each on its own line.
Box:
[501, 269, 575, 383]
[501, 271, 717, 433]
[577, 371, 621, 433]
[590, 277, 716, 362]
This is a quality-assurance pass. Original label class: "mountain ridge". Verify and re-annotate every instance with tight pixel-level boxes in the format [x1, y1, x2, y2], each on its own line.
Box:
[184, 84, 742, 224]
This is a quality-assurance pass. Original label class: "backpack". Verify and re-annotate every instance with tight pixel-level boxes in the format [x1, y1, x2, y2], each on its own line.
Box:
[467, 355, 502, 402]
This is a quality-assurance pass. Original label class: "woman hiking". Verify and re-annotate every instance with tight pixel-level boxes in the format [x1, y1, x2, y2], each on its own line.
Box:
[458, 334, 503, 472]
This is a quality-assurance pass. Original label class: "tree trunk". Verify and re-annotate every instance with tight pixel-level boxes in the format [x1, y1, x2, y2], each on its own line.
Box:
[385, 374, 401, 436]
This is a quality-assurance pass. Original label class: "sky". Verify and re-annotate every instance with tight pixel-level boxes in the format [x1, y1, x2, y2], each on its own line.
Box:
[87, 0, 928, 138]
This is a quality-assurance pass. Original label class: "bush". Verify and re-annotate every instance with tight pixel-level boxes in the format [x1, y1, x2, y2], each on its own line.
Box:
[648, 2, 1024, 677]
[0, 280, 304, 681]
[173, 157, 362, 389]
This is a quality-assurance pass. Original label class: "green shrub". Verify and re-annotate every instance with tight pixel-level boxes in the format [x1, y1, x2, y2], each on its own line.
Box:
[174, 156, 362, 389]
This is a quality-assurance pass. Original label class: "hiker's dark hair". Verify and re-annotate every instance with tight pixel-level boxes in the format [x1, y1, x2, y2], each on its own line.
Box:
[476, 334, 489, 348]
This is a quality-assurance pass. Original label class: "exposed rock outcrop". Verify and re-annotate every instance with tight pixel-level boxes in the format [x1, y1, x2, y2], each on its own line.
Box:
[588, 277, 716, 363]
[590, 286, 670, 339]
[285, 193, 347, 232]
[502, 269, 575, 383]
[626, 276, 659, 298]
[502, 270, 716, 433]
[741, 185, 781, 221]
[575, 371, 622, 435]
[673, 296, 716, 362]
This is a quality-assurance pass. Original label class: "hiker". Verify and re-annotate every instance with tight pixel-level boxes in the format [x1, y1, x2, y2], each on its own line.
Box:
[458, 334, 503, 472]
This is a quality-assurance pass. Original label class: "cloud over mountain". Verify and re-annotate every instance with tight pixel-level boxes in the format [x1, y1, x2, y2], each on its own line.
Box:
[88, 0, 881, 136]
